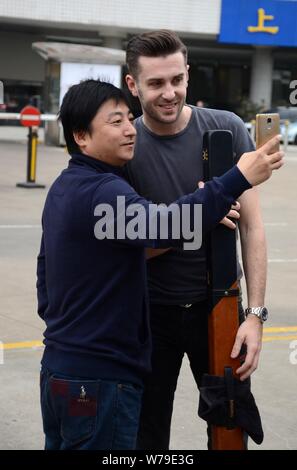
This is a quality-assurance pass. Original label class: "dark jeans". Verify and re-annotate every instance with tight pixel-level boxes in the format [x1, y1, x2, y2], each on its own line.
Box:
[40, 367, 143, 450]
[137, 300, 246, 450]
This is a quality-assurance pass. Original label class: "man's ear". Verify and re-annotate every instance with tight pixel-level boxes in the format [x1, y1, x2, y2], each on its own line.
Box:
[125, 74, 139, 97]
[186, 64, 190, 87]
[73, 130, 88, 149]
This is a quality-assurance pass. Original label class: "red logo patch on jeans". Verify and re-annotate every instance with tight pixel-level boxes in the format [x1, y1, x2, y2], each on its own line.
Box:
[69, 396, 97, 417]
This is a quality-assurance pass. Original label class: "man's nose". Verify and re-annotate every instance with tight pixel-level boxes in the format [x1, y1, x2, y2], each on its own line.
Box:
[162, 84, 175, 101]
[124, 120, 136, 136]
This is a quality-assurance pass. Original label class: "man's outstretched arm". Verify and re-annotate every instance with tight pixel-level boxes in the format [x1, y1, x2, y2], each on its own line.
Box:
[231, 187, 267, 380]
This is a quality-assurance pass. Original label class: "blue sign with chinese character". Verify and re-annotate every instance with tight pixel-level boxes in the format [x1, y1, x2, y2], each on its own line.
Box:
[219, 0, 297, 47]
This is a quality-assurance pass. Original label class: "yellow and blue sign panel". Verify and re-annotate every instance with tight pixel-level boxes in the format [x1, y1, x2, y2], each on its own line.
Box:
[219, 0, 297, 47]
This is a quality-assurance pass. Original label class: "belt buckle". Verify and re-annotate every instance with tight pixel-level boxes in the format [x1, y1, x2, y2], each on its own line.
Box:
[180, 303, 192, 309]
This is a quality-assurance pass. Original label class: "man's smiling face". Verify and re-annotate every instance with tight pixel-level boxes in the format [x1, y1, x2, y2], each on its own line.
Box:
[127, 51, 189, 129]
[74, 99, 136, 166]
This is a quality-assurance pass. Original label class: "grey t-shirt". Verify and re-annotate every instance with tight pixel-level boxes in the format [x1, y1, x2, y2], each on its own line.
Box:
[125, 105, 254, 305]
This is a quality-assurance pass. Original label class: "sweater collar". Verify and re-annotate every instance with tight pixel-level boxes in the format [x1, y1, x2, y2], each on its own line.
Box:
[69, 152, 125, 177]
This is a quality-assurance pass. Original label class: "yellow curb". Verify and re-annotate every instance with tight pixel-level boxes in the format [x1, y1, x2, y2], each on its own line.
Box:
[0, 340, 43, 350]
[262, 335, 297, 343]
[263, 326, 297, 333]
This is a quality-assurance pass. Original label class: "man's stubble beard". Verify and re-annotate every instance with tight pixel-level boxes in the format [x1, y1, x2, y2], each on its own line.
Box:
[137, 86, 186, 126]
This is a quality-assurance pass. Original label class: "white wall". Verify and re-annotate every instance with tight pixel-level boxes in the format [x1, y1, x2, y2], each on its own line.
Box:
[0, 0, 221, 36]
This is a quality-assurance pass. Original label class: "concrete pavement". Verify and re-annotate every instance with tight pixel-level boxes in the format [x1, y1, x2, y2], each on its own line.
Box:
[0, 135, 296, 450]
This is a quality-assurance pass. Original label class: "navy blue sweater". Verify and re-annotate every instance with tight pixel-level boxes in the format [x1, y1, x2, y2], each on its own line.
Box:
[37, 153, 250, 384]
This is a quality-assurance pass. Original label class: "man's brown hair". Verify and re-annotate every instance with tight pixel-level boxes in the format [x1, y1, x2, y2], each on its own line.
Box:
[126, 29, 188, 78]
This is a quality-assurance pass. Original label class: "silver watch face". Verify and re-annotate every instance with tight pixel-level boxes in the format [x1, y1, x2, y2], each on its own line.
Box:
[260, 307, 268, 322]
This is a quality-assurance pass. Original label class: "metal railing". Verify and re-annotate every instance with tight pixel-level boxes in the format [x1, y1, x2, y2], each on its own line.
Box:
[0, 112, 57, 122]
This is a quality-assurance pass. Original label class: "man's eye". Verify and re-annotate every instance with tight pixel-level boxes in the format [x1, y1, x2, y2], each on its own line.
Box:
[112, 120, 122, 124]
[173, 77, 183, 84]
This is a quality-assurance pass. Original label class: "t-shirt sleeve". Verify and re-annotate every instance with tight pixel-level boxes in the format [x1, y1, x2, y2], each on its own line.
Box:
[228, 113, 255, 163]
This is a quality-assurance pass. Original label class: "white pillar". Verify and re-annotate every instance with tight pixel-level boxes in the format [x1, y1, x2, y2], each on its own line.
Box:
[249, 47, 273, 109]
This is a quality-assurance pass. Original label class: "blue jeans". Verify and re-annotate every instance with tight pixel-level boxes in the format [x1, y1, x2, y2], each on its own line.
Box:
[40, 368, 143, 450]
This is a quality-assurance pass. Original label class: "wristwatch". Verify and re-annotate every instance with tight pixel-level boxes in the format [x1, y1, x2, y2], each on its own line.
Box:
[245, 306, 268, 323]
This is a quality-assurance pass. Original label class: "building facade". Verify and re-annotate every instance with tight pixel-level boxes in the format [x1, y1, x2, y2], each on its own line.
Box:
[0, 0, 297, 120]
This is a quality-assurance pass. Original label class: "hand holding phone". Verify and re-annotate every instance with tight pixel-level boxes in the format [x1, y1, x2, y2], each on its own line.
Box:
[237, 134, 283, 186]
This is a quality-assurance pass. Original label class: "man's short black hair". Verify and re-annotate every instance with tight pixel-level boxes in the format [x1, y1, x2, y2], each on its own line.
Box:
[59, 79, 130, 154]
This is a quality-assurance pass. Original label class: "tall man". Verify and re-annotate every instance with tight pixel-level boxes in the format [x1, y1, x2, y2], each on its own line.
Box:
[125, 30, 274, 449]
